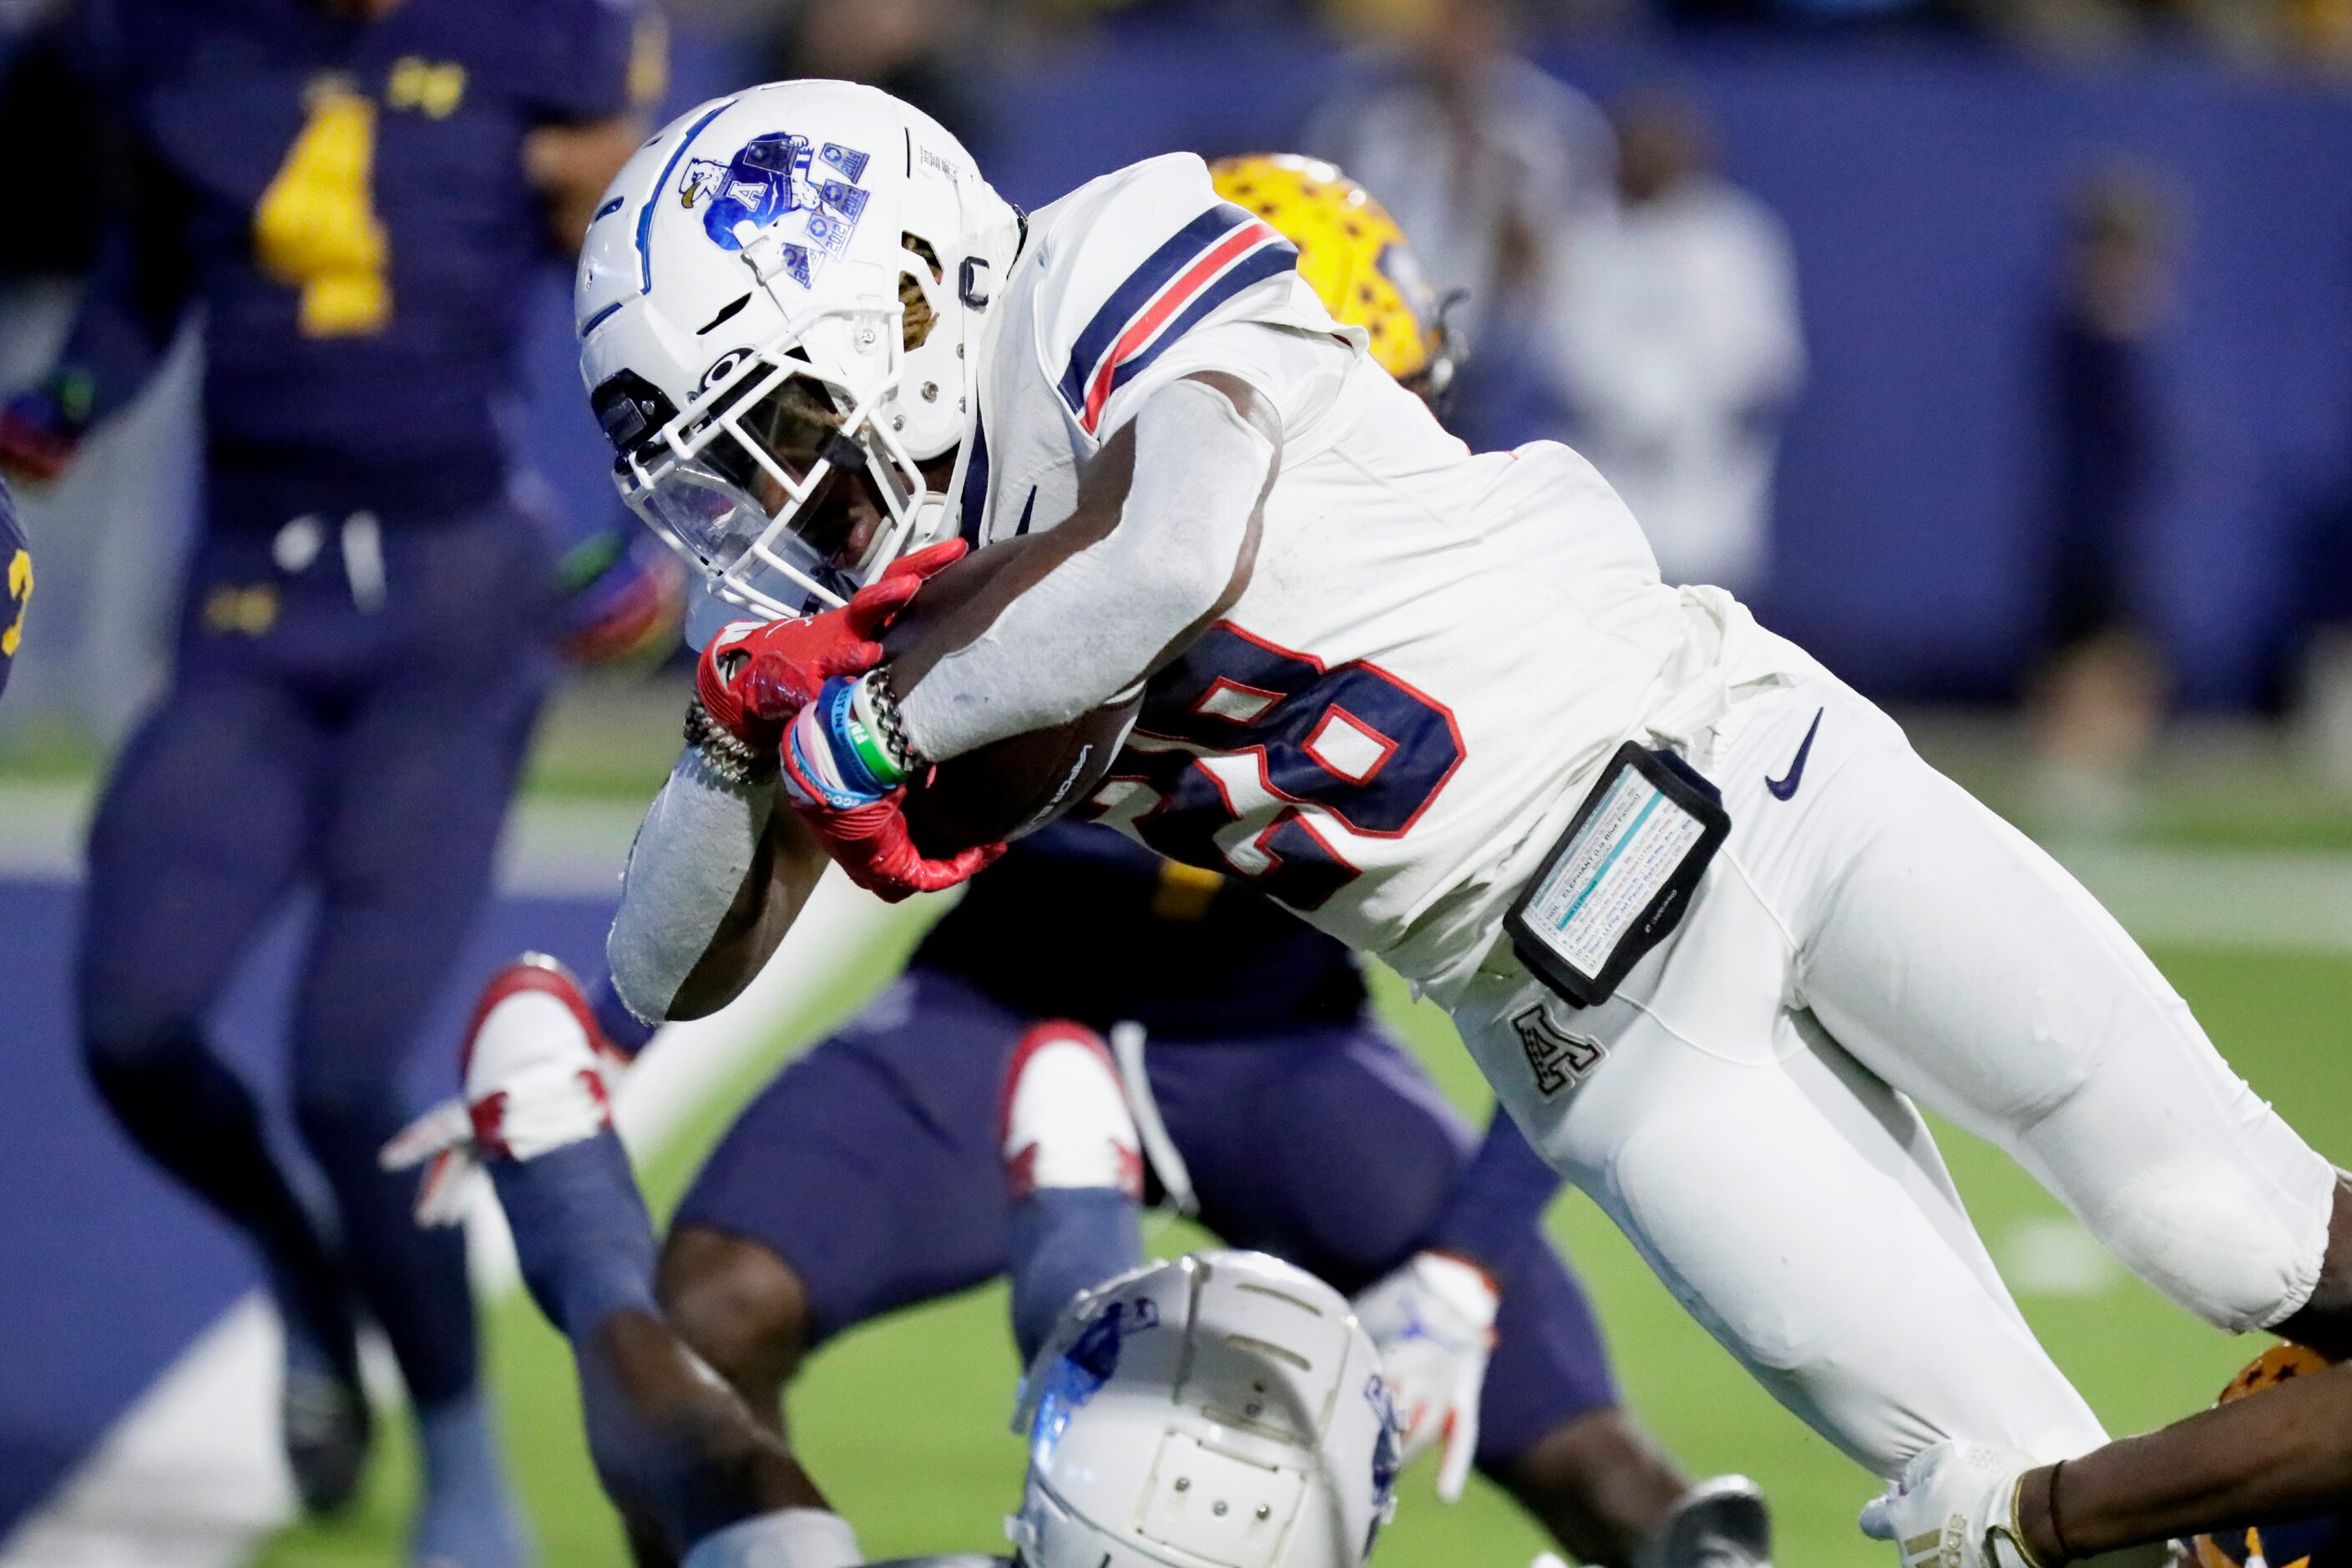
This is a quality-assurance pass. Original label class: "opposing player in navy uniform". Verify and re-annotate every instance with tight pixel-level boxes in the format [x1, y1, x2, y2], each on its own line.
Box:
[656, 812, 1758, 1566]
[0, 477, 28, 701]
[0, 0, 680, 1560]
[0, 474, 27, 701]
[397, 155, 1768, 1568]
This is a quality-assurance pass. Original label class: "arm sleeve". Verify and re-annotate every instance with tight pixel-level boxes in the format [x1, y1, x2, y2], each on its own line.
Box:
[895, 374, 1277, 763]
[48, 133, 194, 427]
[1424, 1109, 1567, 1276]
[604, 747, 776, 1024]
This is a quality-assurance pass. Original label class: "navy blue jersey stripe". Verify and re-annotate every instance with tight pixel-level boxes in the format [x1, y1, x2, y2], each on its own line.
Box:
[640, 100, 736, 292]
[1055, 205, 1250, 417]
[956, 407, 989, 546]
[1100, 242, 1299, 408]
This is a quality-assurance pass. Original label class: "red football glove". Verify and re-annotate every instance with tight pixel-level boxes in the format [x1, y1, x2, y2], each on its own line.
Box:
[787, 787, 1008, 903]
[695, 538, 967, 746]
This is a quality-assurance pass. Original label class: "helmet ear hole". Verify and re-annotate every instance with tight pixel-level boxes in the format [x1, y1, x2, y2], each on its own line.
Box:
[900, 234, 944, 351]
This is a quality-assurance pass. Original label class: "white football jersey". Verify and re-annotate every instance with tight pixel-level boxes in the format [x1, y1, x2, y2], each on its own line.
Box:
[948, 153, 1804, 1001]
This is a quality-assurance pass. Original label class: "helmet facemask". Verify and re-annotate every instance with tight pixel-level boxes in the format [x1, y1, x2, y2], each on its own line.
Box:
[610, 240, 951, 621]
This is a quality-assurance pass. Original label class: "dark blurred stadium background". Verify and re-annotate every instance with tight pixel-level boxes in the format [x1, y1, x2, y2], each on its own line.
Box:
[16, 0, 2352, 730]
[7, 1, 2352, 1565]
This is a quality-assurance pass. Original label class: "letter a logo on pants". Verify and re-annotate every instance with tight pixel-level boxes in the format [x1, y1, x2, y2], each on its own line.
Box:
[1512, 1003, 1604, 1098]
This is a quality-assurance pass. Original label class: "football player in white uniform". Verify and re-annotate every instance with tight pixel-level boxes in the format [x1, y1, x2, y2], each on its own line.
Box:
[577, 80, 2350, 1554]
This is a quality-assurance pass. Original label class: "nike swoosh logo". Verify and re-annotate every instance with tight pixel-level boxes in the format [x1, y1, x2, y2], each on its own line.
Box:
[1766, 708, 1824, 801]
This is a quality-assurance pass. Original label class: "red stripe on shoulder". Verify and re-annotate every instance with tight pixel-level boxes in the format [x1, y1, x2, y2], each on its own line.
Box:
[1080, 220, 1282, 433]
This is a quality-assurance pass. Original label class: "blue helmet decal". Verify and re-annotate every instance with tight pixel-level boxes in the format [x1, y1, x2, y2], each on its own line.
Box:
[1025, 1297, 1161, 1469]
[678, 131, 873, 288]
[640, 99, 738, 293]
[1364, 1372, 1402, 1507]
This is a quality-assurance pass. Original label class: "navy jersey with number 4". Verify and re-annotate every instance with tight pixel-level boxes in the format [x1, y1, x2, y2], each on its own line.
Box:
[62, 0, 658, 525]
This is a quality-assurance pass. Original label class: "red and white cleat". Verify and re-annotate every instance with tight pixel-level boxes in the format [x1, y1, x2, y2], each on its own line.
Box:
[382, 954, 630, 1227]
[460, 954, 627, 1161]
[999, 1021, 1145, 1203]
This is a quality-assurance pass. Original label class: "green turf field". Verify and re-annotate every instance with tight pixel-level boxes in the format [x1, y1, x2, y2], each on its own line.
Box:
[253, 934, 2352, 1568]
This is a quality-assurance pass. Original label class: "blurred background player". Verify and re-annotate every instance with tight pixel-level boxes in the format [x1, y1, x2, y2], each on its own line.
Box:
[1302, 0, 1614, 452]
[2025, 165, 2178, 829]
[0, 0, 683, 1560]
[0, 0, 188, 736]
[0, 476, 28, 702]
[1547, 88, 1803, 601]
[474, 154, 1763, 1568]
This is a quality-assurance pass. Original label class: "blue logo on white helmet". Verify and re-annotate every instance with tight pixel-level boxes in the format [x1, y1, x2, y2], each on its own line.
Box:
[678, 132, 873, 289]
[1024, 1296, 1161, 1469]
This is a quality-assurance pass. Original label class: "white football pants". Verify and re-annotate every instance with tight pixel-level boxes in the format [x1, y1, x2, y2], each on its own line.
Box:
[1452, 670, 2337, 1478]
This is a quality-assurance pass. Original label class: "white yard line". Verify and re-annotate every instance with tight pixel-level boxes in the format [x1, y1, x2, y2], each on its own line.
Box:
[8, 778, 2352, 948]
[0, 1299, 297, 1568]
[2050, 840, 2352, 953]
[0, 781, 650, 897]
[0, 862, 933, 1568]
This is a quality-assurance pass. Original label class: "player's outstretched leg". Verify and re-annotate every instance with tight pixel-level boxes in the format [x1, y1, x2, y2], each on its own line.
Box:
[654, 973, 1032, 1446]
[456, 959, 853, 1568]
[1776, 695, 2346, 1352]
[83, 1008, 373, 1510]
[1453, 675, 2320, 1483]
[999, 1022, 1144, 1364]
[296, 649, 555, 1568]
[76, 676, 372, 1512]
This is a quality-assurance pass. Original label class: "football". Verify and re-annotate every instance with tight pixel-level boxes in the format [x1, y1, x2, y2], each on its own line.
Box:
[881, 542, 1143, 856]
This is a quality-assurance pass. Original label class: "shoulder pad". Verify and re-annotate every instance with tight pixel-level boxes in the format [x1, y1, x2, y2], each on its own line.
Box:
[1029, 154, 1301, 435]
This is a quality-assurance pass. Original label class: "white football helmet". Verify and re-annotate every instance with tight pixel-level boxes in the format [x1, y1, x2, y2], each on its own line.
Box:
[1009, 1252, 1401, 1568]
[575, 80, 1022, 620]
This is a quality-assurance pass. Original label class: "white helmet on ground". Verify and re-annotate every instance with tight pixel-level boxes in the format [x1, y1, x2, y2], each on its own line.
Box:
[1009, 1251, 1401, 1568]
[576, 80, 1021, 620]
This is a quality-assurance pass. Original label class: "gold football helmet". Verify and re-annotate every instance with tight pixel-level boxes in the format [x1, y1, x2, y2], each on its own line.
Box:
[1209, 153, 1455, 403]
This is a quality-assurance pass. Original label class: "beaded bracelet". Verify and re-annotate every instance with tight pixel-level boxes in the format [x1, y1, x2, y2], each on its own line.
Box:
[683, 697, 776, 787]
[860, 668, 928, 780]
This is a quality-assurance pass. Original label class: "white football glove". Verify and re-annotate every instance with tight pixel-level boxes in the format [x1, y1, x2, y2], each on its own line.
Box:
[1351, 1250, 1499, 1503]
[1859, 1442, 2046, 1568]
[380, 955, 630, 1227]
[380, 1096, 489, 1228]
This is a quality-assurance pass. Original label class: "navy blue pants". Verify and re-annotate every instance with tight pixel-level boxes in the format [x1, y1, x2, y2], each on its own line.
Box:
[78, 502, 555, 1408]
[675, 969, 1621, 1473]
